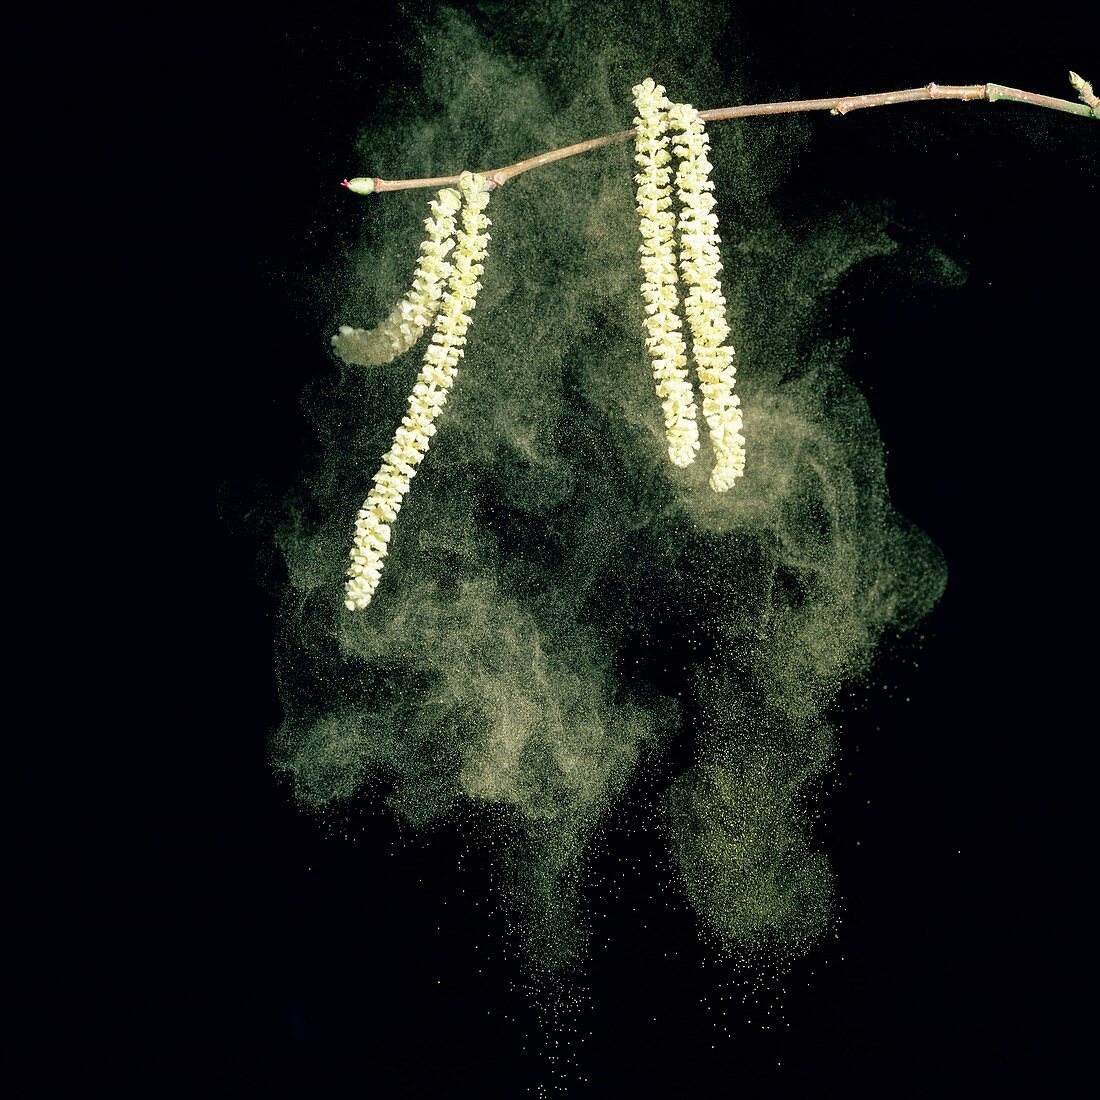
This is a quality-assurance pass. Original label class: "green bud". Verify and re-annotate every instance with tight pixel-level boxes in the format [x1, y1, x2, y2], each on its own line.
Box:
[342, 177, 376, 195]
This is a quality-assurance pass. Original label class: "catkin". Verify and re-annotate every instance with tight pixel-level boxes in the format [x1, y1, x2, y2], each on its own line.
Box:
[632, 78, 702, 468]
[332, 186, 464, 367]
[632, 78, 745, 489]
[667, 101, 745, 490]
[344, 172, 492, 610]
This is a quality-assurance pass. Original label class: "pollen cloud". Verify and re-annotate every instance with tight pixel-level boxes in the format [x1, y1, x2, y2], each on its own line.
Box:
[270, 0, 948, 970]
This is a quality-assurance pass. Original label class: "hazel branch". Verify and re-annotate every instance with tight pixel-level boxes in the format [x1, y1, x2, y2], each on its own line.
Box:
[344, 75, 1097, 196]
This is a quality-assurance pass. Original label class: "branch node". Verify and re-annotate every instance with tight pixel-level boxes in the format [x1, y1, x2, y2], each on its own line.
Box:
[1069, 70, 1100, 116]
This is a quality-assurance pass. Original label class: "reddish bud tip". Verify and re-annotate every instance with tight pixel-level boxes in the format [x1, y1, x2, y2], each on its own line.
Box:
[341, 179, 350, 188]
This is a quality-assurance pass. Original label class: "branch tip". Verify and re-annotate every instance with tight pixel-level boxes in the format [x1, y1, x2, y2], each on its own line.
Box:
[345, 176, 377, 195]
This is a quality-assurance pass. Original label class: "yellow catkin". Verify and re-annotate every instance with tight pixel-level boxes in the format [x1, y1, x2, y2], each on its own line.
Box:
[632, 78, 702, 468]
[667, 101, 746, 490]
[332, 185, 464, 367]
[344, 172, 492, 611]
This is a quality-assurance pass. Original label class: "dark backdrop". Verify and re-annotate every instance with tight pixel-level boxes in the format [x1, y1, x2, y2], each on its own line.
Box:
[25, 3, 1097, 1097]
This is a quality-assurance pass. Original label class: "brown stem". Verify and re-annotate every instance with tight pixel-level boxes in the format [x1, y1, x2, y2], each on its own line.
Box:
[357, 78, 1095, 195]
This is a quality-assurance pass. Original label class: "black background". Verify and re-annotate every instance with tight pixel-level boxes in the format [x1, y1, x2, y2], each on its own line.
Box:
[25, 3, 1098, 1096]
